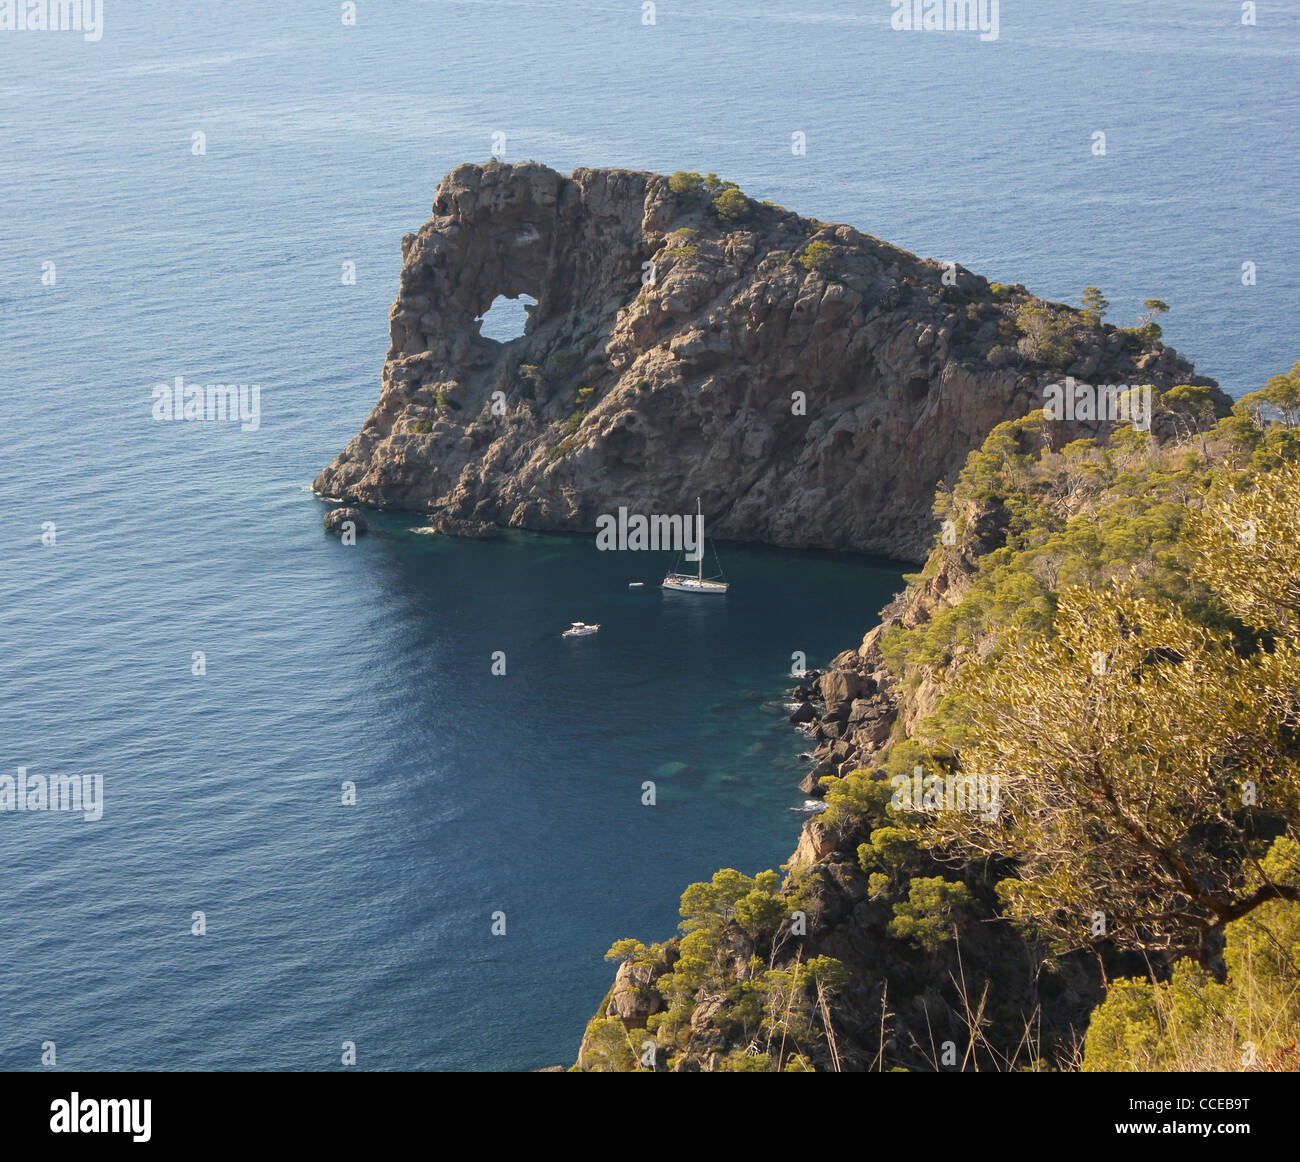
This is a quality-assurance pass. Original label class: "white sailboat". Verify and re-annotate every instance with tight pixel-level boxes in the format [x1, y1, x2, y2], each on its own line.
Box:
[661, 498, 729, 594]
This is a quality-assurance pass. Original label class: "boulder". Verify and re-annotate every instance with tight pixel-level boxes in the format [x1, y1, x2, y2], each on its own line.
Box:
[324, 507, 367, 536]
[799, 759, 838, 795]
[425, 512, 500, 538]
[818, 669, 864, 711]
[606, 960, 664, 1024]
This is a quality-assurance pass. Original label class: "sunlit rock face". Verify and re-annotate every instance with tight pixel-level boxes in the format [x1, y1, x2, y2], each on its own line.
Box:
[316, 162, 1216, 561]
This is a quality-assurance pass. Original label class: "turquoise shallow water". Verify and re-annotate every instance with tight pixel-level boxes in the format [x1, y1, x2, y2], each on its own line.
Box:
[1, 1, 1296, 1070]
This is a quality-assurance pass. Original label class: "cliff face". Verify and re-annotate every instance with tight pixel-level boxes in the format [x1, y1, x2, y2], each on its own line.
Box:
[788, 494, 1013, 811]
[316, 162, 1210, 561]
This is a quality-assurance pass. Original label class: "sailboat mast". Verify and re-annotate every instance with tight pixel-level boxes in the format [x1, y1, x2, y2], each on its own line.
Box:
[697, 497, 703, 582]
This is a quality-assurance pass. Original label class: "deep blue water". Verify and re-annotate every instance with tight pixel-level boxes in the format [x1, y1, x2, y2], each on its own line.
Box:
[2, 1, 1296, 1070]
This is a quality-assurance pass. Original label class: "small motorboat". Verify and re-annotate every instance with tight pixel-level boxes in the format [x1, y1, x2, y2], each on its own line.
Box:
[562, 621, 600, 638]
[628, 582, 644, 588]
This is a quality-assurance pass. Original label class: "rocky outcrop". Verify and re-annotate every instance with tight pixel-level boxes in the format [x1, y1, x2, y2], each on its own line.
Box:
[787, 494, 1009, 796]
[315, 162, 1215, 562]
[605, 948, 678, 1025]
[323, 506, 367, 536]
[422, 511, 500, 538]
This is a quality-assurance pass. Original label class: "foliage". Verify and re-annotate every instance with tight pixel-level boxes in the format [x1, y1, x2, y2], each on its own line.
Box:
[1083, 838, 1300, 1071]
[1239, 359, 1300, 429]
[1015, 305, 1074, 369]
[923, 583, 1299, 957]
[668, 170, 704, 195]
[585, 866, 845, 1071]
[1124, 321, 1163, 345]
[712, 187, 752, 223]
[875, 369, 1300, 966]
[1080, 285, 1109, 326]
[799, 241, 836, 276]
[887, 877, 976, 952]
[604, 938, 654, 967]
[578, 360, 1300, 1071]
[547, 432, 587, 461]
[1160, 383, 1221, 435]
[579, 1017, 639, 1071]
[1189, 457, 1300, 635]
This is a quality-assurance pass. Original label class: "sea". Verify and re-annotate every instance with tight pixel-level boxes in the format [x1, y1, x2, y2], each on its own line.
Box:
[1, 0, 1296, 1070]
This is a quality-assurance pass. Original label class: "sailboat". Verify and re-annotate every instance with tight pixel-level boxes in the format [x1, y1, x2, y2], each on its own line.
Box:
[661, 498, 729, 594]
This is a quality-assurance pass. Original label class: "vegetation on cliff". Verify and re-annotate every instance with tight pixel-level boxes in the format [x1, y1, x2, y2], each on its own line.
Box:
[575, 363, 1300, 1072]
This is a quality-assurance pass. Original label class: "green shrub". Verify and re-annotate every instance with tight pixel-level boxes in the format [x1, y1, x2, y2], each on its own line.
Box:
[1080, 285, 1110, 327]
[547, 433, 586, 461]
[1015, 306, 1074, 370]
[578, 1017, 638, 1071]
[712, 186, 752, 223]
[1123, 322, 1163, 345]
[799, 241, 836, 275]
[410, 418, 433, 434]
[1082, 842, 1300, 1073]
[668, 171, 704, 195]
[552, 351, 580, 374]
[887, 877, 975, 952]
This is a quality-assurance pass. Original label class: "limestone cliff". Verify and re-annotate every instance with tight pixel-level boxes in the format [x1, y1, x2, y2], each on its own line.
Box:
[316, 162, 1212, 561]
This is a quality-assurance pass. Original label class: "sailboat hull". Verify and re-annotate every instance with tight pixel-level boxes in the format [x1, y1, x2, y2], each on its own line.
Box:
[661, 574, 729, 594]
[662, 499, 729, 593]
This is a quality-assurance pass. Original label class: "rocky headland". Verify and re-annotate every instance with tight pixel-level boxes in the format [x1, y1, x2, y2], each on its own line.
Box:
[316, 161, 1215, 561]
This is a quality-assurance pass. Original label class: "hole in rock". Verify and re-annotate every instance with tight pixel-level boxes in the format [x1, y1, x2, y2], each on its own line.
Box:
[476, 294, 537, 343]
